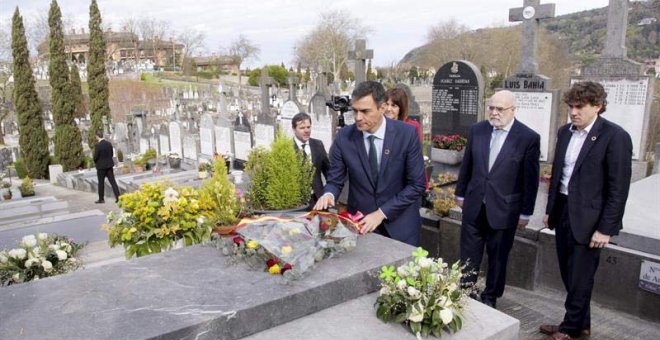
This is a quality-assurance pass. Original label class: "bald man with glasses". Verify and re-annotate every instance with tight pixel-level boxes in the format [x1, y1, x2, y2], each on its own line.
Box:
[455, 90, 540, 309]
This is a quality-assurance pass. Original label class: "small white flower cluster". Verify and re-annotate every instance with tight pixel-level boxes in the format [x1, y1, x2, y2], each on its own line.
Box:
[376, 249, 467, 337]
[0, 233, 82, 286]
[163, 187, 179, 204]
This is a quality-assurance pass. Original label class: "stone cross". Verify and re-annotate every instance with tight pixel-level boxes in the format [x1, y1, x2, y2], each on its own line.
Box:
[348, 39, 373, 85]
[603, 0, 628, 58]
[287, 71, 299, 102]
[509, 0, 555, 75]
[237, 111, 244, 126]
[258, 68, 273, 120]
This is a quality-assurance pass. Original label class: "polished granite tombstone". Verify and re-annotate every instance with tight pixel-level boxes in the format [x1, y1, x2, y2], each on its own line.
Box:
[0, 234, 414, 340]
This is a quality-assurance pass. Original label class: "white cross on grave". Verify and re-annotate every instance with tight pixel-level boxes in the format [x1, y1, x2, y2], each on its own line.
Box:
[509, 0, 555, 75]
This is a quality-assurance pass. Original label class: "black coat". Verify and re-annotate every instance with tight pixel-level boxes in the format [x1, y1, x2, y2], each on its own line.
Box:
[546, 117, 632, 244]
[93, 139, 115, 170]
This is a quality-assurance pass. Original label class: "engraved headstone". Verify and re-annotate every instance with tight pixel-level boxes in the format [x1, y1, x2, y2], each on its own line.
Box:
[214, 116, 233, 157]
[233, 112, 253, 162]
[280, 101, 300, 140]
[432, 60, 484, 139]
[502, 0, 559, 161]
[199, 113, 215, 157]
[183, 134, 198, 161]
[159, 124, 170, 155]
[571, 0, 654, 162]
[169, 121, 183, 158]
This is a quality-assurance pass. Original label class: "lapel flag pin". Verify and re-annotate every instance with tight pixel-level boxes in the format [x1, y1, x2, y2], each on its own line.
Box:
[384, 149, 390, 155]
[591, 136, 597, 141]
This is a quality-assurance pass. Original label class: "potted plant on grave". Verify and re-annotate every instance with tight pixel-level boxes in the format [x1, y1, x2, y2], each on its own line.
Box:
[198, 161, 211, 179]
[424, 172, 459, 215]
[168, 153, 181, 169]
[198, 155, 247, 235]
[1, 183, 11, 200]
[103, 182, 212, 259]
[143, 148, 158, 170]
[245, 130, 314, 213]
[18, 176, 35, 197]
[430, 134, 467, 165]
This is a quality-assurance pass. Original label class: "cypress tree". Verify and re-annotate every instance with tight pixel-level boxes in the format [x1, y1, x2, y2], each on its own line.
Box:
[11, 8, 49, 179]
[49, 0, 83, 171]
[70, 64, 85, 118]
[87, 0, 110, 148]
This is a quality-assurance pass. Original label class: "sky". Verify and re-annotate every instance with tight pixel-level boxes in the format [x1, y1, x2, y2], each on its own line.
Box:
[0, 0, 611, 68]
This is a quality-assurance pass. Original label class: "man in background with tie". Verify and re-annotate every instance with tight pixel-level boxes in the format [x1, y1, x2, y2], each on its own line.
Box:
[291, 112, 329, 208]
[313, 81, 425, 246]
[455, 90, 540, 309]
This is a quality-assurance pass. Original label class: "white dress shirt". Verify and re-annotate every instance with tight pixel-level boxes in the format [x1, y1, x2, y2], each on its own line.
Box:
[560, 117, 598, 195]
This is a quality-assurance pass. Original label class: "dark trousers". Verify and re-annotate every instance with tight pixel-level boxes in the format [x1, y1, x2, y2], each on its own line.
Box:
[460, 204, 517, 302]
[553, 194, 600, 337]
[97, 167, 120, 201]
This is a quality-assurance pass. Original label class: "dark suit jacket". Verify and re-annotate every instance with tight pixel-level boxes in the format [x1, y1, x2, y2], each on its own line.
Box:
[93, 139, 115, 170]
[546, 117, 632, 244]
[456, 119, 540, 229]
[324, 118, 426, 245]
[294, 138, 329, 200]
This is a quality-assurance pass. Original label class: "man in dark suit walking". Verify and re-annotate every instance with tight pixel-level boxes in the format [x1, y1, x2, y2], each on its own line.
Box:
[313, 81, 426, 246]
[455, 90, 540, 309]
[291, 112, 329, 207]
[539, 81, 632, 340]
[93, 130, 120, 204]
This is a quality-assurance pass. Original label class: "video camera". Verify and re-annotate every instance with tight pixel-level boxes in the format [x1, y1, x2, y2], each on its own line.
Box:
[326, 95, 352, 128]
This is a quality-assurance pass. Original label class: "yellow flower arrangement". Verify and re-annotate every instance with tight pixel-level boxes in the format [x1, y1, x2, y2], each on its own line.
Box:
[104, 182, 212, 259]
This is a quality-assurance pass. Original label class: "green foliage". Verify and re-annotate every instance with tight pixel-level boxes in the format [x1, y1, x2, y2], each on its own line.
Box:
[12, 9, 49, 179]
[87, 0, 111, 149]
[18, 176, 35, 196]
[245, 131, 314, 210]
[247, 65, 288, 87]
[82, 156, 94, 169]
[198, 157, 243, 226]
[116, 149, 124, 162]
[69, 64, 86, 118]
[54, 125, 84, 171]
[13, 158, 27, 179]
[49, 1, 83, 172]
[195, 70, 215, 79]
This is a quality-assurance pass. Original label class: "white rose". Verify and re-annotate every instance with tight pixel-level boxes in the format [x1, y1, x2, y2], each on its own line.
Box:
[407, 286, 422, 300]
[56, 250, 68, 260]
[48, 244, 58, 251]
[408, 308, 424, 322]
[0, 253, 7, 263]
[21, 235, 37, 248]
[418, 257, 433, 269]
[24, 258, 40, 267]
[447, 283, 458, 292]
[397, 266, 408, 278]
[396, 279, 407, 290]
[42, 260, 53, 272]
[439, 308, 454, 324]
[12, 273, 21, 282]
[379, 287, 391, 296]
[163, 187, 179, 203]
[37, 233, 48, 240]
[9, 248, 27, 260]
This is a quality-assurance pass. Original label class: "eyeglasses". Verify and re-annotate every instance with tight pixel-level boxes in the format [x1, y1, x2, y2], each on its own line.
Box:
[487, 105, 514, 113]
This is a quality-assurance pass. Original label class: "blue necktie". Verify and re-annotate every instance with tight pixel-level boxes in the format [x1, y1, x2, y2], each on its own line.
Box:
[368, 135, 379, 184]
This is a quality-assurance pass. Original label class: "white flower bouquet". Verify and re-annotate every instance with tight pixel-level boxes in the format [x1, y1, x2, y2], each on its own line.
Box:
[375, 247, 470, 338]
[0, 233, 84, 286]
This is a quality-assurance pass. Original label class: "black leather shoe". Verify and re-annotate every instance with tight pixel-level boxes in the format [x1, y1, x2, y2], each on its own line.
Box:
[95, 199, 105, 204]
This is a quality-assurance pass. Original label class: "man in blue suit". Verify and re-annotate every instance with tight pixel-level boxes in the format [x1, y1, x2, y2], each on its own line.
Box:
[455, 90, 540, 308]
[539, 81, 631, 340]
[313, 81, 426, 246]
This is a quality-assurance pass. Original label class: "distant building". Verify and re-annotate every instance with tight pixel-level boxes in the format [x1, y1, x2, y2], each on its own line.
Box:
[192, 55, 241, 75]
[37, 28, 184, 68]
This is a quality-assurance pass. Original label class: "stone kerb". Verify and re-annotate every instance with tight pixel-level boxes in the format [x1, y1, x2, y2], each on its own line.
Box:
[0, 234, 414, 340]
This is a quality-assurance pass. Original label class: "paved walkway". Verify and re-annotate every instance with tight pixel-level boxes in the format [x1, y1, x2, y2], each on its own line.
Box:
[4, 179, 660, 339]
